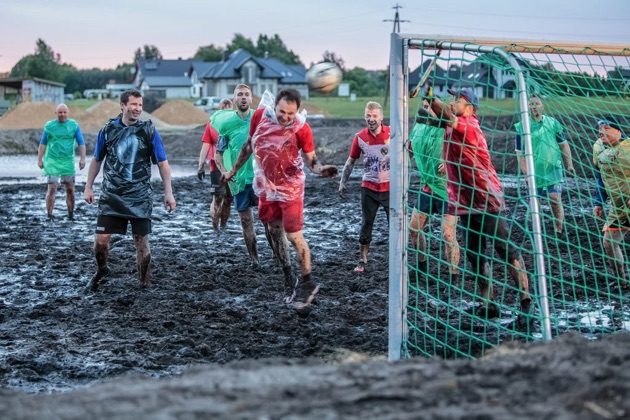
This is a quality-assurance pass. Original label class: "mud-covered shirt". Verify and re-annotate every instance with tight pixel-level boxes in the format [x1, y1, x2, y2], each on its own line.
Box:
[40, 119, 85, 177]
[94, 117, 167, 219]
[349, 125, 390, 192]
[249, 107, 314, 202]
[593, 138, 630, 228]
[409, 122, 447, 199]
[514, 115, 565, 188]
[443, 115, 503, 215]
[201, 121, 219, 171]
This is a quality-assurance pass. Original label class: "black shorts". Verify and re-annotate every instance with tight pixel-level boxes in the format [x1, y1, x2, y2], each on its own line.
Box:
[209, 169, 231, 197]
[416, 189, 450, 215]
[95, 215, 152, 235]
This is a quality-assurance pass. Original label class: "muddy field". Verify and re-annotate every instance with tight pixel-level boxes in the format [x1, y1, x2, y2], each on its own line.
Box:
[0, 117, 629, 417]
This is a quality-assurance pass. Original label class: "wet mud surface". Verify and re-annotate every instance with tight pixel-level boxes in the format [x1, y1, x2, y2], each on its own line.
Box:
[0, 175, 390, 393]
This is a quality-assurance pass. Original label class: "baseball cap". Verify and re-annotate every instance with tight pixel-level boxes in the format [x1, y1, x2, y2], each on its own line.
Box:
[597, 117, 622, 132]
[447, 87, 479, 108]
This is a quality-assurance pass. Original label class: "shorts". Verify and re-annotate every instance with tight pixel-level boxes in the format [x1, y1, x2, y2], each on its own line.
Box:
[47, 175, 75, 185]
[536, 184, 562, 196]
[209, 169, 231, 197]
[416, 189, 450, 215]
[258, 196, 304, 233]
[233, 184, 258, 212]
[95, 215, 152, 235]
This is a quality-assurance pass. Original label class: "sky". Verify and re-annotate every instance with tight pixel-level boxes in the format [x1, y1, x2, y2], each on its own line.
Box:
[1, 0, 629, 74]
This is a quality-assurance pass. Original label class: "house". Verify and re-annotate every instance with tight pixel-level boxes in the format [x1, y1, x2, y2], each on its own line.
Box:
[133, 58, 194, 99]
[189, 49, 309, 99]
[408, 54, 527, 100]
[133, 49, 309, 100]
[0, 77, 64, 104]
[105, 82, 136, 98]
[607, 67, 630, 92]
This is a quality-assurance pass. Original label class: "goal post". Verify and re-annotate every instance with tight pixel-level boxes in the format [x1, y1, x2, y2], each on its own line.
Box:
[388, 33, 630, 361]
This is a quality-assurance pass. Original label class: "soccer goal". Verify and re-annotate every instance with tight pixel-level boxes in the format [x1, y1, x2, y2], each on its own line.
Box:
[388, 33, 630, 361]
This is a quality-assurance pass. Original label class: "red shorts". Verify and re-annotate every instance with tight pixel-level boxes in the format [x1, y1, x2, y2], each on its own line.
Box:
[258, 196, 304, 233]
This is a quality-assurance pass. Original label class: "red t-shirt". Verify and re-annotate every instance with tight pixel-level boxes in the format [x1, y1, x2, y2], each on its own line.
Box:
[349, 125, 390, 192]
[201, 122, 219, 171]
[443, 115, 503, 214]
[249, 108, 315, 200]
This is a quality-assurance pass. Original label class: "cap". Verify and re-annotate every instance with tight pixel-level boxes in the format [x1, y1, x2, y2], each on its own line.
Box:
[597, 117, 622, 132]
[447, 87, 479, 108]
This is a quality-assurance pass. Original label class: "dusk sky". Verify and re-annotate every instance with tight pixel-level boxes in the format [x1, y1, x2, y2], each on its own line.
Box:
[1, 0, 629, 73]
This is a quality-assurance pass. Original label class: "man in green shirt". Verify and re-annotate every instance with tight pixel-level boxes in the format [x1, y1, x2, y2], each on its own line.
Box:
[37, 104, 86, 220]
[515, 96, 575, 234]
[215, 84, 259, 267]
[408, 100, 460, 281]
[592, 118, 630, 289]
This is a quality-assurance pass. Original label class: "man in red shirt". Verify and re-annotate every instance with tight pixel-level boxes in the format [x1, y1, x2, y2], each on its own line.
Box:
[428, 88, 533, 330]
[225, 89, 337, 314]
[339, 101, 390, 272]
[197, 98, 234, 231]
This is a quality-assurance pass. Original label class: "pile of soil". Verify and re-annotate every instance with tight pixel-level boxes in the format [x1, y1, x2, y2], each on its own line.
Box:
[0, 102, 58, 129]
[152, 100, 209, 126]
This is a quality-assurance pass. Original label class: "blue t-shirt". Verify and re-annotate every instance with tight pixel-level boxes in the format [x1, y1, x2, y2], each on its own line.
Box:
[40, 125, 85, 146]
[93, 118, 167, 163]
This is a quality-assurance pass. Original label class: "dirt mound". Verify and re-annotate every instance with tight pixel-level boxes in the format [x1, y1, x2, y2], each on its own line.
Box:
[0, 102, 57, 129]
[152, 100, 209, 125]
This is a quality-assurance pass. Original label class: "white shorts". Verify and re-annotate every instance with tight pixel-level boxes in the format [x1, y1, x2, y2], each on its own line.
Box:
[47, 176, 75, 185]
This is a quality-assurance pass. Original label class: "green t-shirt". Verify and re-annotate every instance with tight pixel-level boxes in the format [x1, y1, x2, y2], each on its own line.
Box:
[593, 138, 630, 227]
[42, 119, 80, 176]
[212, 109, 254, 195]
[409, 122, 447, 199]
[514, 115, 565, 188]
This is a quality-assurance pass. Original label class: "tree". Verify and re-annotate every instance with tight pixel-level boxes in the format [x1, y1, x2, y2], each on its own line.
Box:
[256, 34, 301, 64]
[134, 45, 163, 61]
[194, 44, 225, 61]
[10, 38, 70, 82]
[226, 34, 257, 56]
[321, 51, 346, 72]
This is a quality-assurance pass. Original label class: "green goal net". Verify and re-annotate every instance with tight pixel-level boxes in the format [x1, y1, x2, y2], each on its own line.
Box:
[392, 37, 630, 359]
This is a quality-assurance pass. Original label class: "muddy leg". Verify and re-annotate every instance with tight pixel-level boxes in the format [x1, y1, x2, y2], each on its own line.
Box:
[46, 183, 57, 219]
[239, 208, 258, 267]
[88, 233, 111, 291]
[133, 234, 151, 287]
[220, 195, 233, 230]
[603, 230, 627, 284]
[268, 220, 294, 299]
[210, 194, 222, 231]
[65, 181, 75, 219]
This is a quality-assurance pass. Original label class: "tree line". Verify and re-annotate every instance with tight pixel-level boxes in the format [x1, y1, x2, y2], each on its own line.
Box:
[9, 36, 389, 98]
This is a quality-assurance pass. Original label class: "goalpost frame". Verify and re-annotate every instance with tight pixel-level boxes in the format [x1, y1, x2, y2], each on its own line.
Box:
[387, 33, 566, 361]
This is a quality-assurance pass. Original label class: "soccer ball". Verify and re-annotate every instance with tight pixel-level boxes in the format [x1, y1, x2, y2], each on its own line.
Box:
[306, 62, 342, 94]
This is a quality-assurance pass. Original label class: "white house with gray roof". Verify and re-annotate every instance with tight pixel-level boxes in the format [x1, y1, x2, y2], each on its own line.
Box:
[134, 49, 309, 100]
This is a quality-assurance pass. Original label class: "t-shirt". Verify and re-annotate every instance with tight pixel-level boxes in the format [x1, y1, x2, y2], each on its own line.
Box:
[213, 109, 254, 195]
[593, 138, 630, 227]
[249, 107, 315, 201]
[201, 121, 219, 171]
[514, 115, 565, 188]
[409, 122, 447, 199]
[40, 119, 85, 177]
[443, 115, 503, 215]
[349, 125, 390, 192]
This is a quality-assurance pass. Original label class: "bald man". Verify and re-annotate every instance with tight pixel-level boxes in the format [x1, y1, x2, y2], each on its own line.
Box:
[37, 104, 86, 220]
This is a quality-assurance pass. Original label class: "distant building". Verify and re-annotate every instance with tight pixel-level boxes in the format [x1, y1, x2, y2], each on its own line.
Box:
[105, 82, 136, 98]
[0, 77, 65, 104]
[133, 49, 309, 99]
[408, 54, 528, 100]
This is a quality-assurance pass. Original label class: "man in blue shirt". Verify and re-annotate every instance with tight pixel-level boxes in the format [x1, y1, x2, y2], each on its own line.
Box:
[37, 104, 86, 220]
[84, 89, 176, 291]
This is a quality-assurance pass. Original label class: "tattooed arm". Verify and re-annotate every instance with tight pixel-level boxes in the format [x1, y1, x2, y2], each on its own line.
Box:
[338, 157, 356, 197]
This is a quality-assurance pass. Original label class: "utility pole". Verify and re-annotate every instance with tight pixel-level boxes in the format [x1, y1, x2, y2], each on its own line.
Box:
[383, 4, 410, 106]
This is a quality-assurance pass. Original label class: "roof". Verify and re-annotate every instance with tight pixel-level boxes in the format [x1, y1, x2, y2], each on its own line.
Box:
[408, 59, 498, 90]
[198, 49, 306, 83]
[143, 76, 192, 88]
[0, 77, 65, 88]
[137, 58, 193, 77]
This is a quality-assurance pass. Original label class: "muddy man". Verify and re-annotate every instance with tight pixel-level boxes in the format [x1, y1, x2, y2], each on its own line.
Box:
[83, 89, 176, 291]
